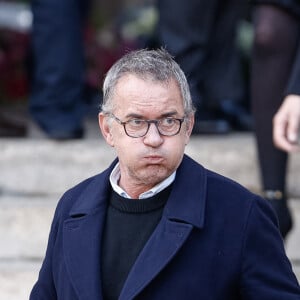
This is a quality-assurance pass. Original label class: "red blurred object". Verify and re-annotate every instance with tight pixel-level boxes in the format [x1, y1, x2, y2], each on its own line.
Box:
[0, 21, 138, 102]
[0, 29, 30, 101]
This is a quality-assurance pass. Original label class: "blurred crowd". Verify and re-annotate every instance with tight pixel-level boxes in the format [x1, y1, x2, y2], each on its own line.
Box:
[1, 0, 252, 138]
[1, 0, 300, 239]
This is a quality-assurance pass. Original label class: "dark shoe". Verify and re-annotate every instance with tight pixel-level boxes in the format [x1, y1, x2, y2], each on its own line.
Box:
[265, 191, 293, 239]
[219, 99, 253, 131]
[192, 119, 231, 135]
[47, 128, 84, 140]
[0, 114, 27, 137]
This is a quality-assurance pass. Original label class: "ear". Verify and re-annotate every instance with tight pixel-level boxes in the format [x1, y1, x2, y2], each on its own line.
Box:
[98, 112, 114, 147]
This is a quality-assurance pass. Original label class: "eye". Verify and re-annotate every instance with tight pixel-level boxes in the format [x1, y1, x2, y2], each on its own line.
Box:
[161, 118, 176, 126]
[128, 119, 145, 128]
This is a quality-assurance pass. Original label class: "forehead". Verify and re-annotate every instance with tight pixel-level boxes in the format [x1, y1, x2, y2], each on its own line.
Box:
[112, 74, 184, 116]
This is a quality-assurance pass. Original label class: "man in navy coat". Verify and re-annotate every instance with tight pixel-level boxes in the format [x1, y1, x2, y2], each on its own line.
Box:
[30, 49, 300, 299]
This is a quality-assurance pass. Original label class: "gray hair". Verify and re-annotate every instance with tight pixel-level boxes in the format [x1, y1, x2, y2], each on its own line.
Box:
[101, 48, 195, 115]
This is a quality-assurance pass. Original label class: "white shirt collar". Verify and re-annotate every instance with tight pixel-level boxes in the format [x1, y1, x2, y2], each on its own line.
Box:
[109, 162, 176, 199]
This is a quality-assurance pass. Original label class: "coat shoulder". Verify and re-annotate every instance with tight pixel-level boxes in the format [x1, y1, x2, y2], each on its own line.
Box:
[204, 167, 278, 225]
[53, 171, 108, 220]
[206, 168, 258, 203]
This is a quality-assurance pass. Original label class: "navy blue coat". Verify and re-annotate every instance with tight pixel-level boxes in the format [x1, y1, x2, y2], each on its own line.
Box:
[30, 155, 300, 299]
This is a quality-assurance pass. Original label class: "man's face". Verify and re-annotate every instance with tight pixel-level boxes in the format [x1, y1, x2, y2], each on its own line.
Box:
[99, 74, 194, 196]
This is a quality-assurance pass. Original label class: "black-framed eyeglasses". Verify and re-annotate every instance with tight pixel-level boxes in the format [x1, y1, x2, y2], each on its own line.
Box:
[109, 114, 186, 138]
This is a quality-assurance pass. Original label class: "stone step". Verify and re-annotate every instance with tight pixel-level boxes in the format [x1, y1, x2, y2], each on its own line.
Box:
[0, 196, 57, 259]
[0, 138, 115, 196]
[1, 133, 300, 196]
[0, 260, 41, 300]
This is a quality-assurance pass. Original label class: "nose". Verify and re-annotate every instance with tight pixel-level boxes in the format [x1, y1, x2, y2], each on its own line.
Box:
[143, 123, 163, 147]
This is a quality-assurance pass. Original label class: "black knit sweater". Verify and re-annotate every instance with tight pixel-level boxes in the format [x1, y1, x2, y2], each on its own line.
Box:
[101, 185, 172, 300]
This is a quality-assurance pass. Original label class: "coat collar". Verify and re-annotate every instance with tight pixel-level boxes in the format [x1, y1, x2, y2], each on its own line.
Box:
[164, 154, 207, 229]
[68, 155, 207, 228]
[68, 159, 118, 216]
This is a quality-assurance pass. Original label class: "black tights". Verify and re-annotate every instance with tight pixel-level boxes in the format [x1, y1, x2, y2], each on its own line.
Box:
[251, 5, 300, 194]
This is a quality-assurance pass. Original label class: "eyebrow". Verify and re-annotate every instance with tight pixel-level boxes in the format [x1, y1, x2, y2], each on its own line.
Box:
[124, 111, 179, 119]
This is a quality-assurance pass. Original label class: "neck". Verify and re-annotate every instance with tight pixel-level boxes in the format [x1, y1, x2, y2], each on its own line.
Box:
[119, 179, 154, 199]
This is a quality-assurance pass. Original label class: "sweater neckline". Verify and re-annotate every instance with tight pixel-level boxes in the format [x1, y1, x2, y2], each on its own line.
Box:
[110, 184, 172, 214]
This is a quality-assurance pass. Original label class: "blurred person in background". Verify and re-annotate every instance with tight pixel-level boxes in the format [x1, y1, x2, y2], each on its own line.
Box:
[30, 0, 91, 139]
[156, 0, 252, 134]
[251, 1, 300, 239]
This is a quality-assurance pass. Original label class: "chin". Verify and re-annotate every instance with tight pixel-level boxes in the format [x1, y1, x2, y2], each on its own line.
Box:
[140, 166, 170, 183]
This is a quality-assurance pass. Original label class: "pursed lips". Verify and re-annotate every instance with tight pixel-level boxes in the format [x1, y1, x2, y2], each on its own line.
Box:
[143, 155, 164, 164]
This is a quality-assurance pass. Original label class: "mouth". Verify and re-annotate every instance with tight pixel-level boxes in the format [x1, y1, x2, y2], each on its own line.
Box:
[143, 155, 164, 164]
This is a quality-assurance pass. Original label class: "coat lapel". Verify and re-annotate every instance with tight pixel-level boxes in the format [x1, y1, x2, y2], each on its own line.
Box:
[120, 155, 207, 300]
[63, 206, 106, 300]
[119, 218, 193, 300]
[62, 166, 113, 300]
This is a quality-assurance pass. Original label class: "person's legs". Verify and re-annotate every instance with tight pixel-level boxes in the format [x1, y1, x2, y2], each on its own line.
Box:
[204, 0, 245, 105]
[203, 0, 251, 130]
[251, 4, 300, 238]
[157, 0, 233, 134]
[30, 0, 88, 138]
[157, 0, 218, 103]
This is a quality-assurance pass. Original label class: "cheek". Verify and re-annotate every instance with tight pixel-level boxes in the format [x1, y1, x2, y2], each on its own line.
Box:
[113, 138, 138, 162]
[110, 125, 128, 147]
[165, 138, 186, 162]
